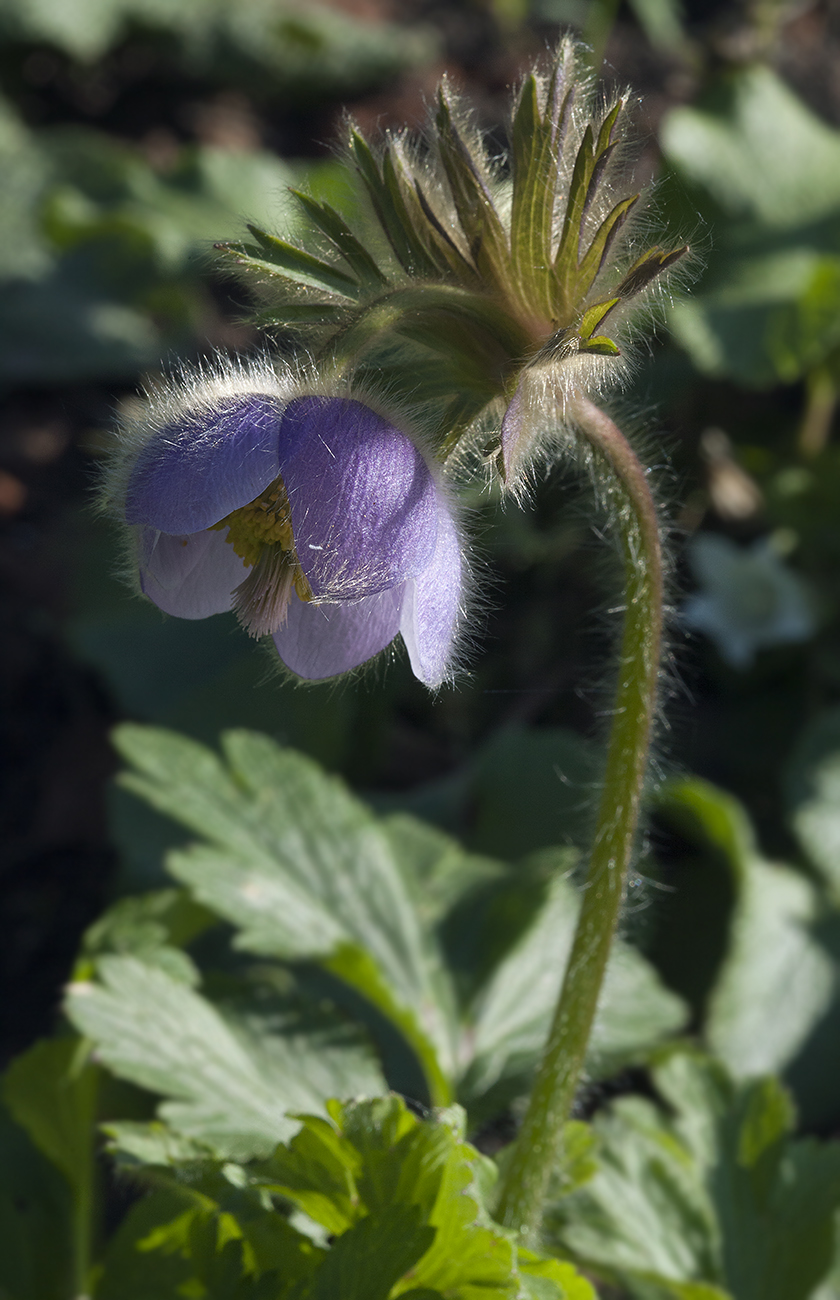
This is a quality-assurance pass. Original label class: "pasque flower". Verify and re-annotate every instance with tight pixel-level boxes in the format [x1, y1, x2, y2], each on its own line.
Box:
[108, 363, 464, 687]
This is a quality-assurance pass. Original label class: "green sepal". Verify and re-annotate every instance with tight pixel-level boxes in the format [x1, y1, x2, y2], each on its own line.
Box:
[219, 225, 360, 297]
[578, 297, 620, 339]
[289, 190, 390, 289]
[410, 174, 481, 283]
[595, 98, 623, 155]
[617, 243, 689, 299]
[380, 149, 444, 277]
[322, 282, 532, 396]
[578, 335, 621, 356]
[434, 85, 510, 290]
[553, 122, 596, 316]
[576, 193, 639, 297]
[348, 130, 436, 277]
[554, 101, 632, 323]
[250, 303, 346, 326]
[510, 74, 561, 316]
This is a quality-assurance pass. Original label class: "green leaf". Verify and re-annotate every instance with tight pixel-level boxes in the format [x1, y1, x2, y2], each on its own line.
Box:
[101, 1094, 593, 1299]
[667, 251, 840, 387]
[786, 703, 840, 901]
[458, 871, 687, 1118]
[3, 1037, 98, 1197]
[518, 1249, 597, 1299]
[661, 66, 840, 231]
[78, 886, 216, 985]
[628, 0, 687, 52]
[381, 813, 503, 928]
[65, 955, 384, 1160]
[113, 725, 458, 1106]
[546, 1049, 840, 1300]
[655, 778, 834, 1079]
[103, 1119, 217, 1169]
[312, 1204, 434, 1299]
[660, 67, 840, 386]
[0, 1099, 74, 1300]
[98, 1183, 319, 1300]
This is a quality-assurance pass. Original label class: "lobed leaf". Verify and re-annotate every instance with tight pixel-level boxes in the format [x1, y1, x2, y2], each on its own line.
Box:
[66, 955, 384, 1160]
[546, 1049, 840, 1300]
[458, 872, 688, 1119]
[113, 725, 459, 1105]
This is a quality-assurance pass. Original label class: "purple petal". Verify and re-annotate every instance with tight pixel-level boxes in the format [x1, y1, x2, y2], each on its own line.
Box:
[272, 588, 404, 681]
[400, 501, 462, 688]
[126, 395, 291, 534]
[279, 398, 438, 601]
[138, 527, 248, 619]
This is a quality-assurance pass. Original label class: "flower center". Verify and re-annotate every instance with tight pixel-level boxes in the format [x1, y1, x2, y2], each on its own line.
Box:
[211, 475, 312, 637]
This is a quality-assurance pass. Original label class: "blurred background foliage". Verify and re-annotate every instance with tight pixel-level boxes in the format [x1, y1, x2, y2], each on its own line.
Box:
[4, 0, 840, 1279]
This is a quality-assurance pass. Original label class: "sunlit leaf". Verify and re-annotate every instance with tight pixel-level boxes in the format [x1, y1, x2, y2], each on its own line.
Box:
[112, 725, 458, 1105]
[66, 955, 384, 1160]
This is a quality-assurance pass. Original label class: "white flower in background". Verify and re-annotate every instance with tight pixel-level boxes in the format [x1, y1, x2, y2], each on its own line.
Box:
[682, 533, 816, 669]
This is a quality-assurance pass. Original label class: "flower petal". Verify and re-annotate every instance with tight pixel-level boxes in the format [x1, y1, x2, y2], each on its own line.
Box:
[272, 588, 404, 681]
[279, 398, 438, 601]
[138, 527, 248, 619]
[126, 396, 289, 533]
[399, 500, 463, 688]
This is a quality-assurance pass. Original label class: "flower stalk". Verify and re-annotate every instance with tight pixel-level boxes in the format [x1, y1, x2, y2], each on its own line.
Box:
[495, 393, 664, 1243]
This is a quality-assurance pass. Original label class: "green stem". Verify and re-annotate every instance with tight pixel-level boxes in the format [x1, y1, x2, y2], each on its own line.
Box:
[495, 393, 664, 1242]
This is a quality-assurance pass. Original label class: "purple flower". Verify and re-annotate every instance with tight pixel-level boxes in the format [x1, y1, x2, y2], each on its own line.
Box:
[120, 388, 464, 687]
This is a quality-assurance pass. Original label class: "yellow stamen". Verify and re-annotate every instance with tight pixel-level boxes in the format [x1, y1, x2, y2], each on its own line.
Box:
[211, 476, 296, 567]
[211, 474, 312, 635]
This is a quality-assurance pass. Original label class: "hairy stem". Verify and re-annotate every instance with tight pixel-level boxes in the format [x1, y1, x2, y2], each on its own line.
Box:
[495, 393, 664, 1243]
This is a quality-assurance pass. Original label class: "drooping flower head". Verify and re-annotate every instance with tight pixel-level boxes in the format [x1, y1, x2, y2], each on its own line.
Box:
[105, 359, 464, 687]
[218, 39, 688, 486]
[104, 42, 687, 685]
